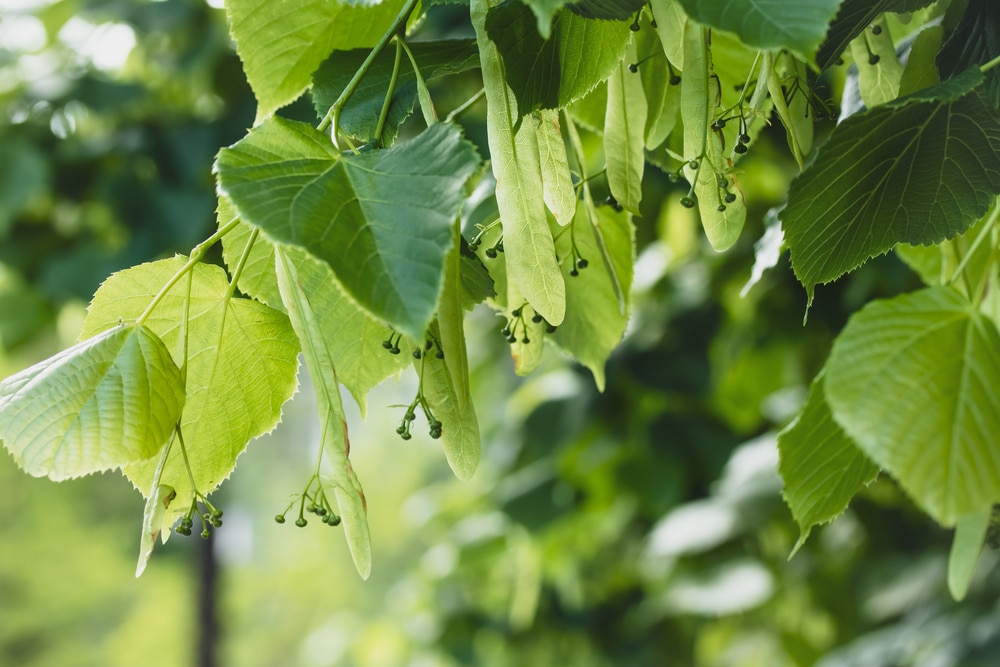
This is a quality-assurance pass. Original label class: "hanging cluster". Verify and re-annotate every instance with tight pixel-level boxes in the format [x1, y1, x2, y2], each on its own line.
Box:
[176, 494, 224, 539]
[275, 473, 342, 528]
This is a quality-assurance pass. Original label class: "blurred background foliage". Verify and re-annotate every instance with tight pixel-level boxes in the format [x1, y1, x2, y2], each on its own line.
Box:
[2, 1, 1000, 666]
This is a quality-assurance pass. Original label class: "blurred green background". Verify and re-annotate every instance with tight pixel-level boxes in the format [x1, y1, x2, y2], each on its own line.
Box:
[3, 1, 1000, 665]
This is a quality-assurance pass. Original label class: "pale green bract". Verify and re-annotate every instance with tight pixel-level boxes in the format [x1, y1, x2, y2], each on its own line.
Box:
[0, 324, 184, 481]
[777, 371, 879, 553]
[948, 509, 990, 601]
[604, 41, 646, 216]
[81, 258, 300, 526]
[215, 119, 482, 340]
[826, 287, 1000, 526]
[275, 246, 373, 579]
[534, 110, 577, 226]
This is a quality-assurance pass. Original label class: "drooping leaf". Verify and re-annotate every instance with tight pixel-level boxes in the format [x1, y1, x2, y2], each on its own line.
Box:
[778, 371, 879, 553]
[948, 509, 990, 601]
[550, 202, 634, 390]
[675, 0, 842, 64]
[568, 0, 645, 21]
[781, 69, 1000, 301]
[766, 52, 814, 168]
[0, 324, 185, 480]
[226, 0, 408, 122]
[825, 287, 1000, 525]
[534, 110, 578, 226]
[680, 22, 746, 251]
[274, 246, 373, 579]
[311, 40, 479, 146]
[437, 224, 475, 418]
[849, 19, 903, 108]
[636, 21, 680, 149]
[136, 484, 176, 578]
[418, 325, 481, 480]
[604, 41, 646, 215]
[473, 0, 566, 325]
[80, 258, 300, 522]
[649, 0, 687, 70]
[484, 1, 631, 116]
[216, 118, 482, 340]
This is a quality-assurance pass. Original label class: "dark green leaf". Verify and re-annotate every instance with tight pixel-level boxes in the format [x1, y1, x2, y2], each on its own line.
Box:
[676, 0, 841, 64]
[937, 0, 1000, 107]
[781, 70, 1000, 301]
[778, 371, 879, 553]
[311, 40, 479, 146]
[216, 119, 482, 340]
[485, 2, 631, 116]
[568, 0, 645, 21]
[826, 287, 1000, 525]
[817, 0, 938, 71]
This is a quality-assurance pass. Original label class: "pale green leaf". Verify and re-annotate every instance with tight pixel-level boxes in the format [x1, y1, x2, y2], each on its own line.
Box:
[311, 40, 479, 145]
[817, 0, 936, 72]
[826, 287, 1000, 525]
[766, 52, 814, 168]
[896, 210, 996, 297]
[437, 225, 474, 414]
[636, 22, 680, 149]
[898, 24, 942, 97]
[676, 0, 842, 64]
[484, 2, 631, 116]
[781, 70, 1000, 301]
[550, 202, 634, 390]
[219, 202, 283, 311]
[275, 246, 372, 579]
[778, 371, 879, 553]
[226, 0, 407, 121]
[604, 41, 646, 215]
[0, 324, 185, 480]
[418, 326, 481, 480]
[567, 81, 608, 134]
[948, 509, 990, 601]
[216, 119, 482, 340]
[473, 0, 566, 325]
[680, 22, 746, 251]
[534, 110, 577, 226]
[136, 484, 176, 578]
[649, 0, 687, 69]
[849, 20, 903, 108]
[81, 258, 300, 520]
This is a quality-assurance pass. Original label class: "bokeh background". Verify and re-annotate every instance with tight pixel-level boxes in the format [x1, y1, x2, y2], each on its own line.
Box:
[3, 1, 1000, 665]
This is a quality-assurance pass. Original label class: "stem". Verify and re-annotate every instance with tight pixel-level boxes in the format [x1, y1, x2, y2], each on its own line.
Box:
[374, 36, 405, 146]
[317, 0, 419, 140]
[445, 87, 485, 123]
[136, 217, 241, 326]
[981, 54, 1000, 74]
[174, 426, 200, 494]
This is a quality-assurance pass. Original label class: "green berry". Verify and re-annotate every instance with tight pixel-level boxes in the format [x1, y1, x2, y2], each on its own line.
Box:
[725, 193, 737, 203]
[576, 258, 588, 269]
[201, 529, 211, 539]
[734, 144, 748, 154]
[412, 349, 422, 359]
[628, 63, 638, 73]
[717, 204, 727, 212]
[295, 517, 307, 528]
[680, 196, 696, 208]
[275, 514, 286, 524]
[485, 247, 497, 259]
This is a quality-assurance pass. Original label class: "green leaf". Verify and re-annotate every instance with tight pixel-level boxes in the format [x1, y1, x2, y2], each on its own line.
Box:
[437, 225, 475, 416]
[675, 0, 842, 64]
[898, 24, 943, 97]
[948, 509, 990, 601]
[937, 0, 1000, 108]
[826, 287, 1000, 525]
[473, 0, 566, 325]
[896, 209, 996, 296]
[216, 118, 482, 340]
[781, 70, 1000, 301]
[458, 238, 497, 310]
[816, 0, 936, 71]
[680, 22, 746, 251]
[849, 20, 903, 108]
[418, 326, 481, 480]
[226, 0, 408, 121]
[649, 0, 687, 70]
[778, 371, 879, 553]
[534, 110, 578, 226]
[219, 201, 283, 311]
[604, 42, 646, 215]
[636, 21, 680, 149]
[80, 258, 300, 519]
[136, 484, 176, 578]
[568, 0, 645, 21]
[551, 202, 634, 390]
[0, 324, 185, 480]
[311, 40, 479, 146]
[485, 2, 631, 116]
[275, 246, 373, 579]
[766, 52, 814, 168]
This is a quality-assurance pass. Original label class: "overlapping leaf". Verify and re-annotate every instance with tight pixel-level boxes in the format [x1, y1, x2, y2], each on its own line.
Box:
[826, 287, 1000, 525]
[778, 371, 879, 552]
[604, 43, 646, 215]
[676, 0, 842, 64]
[215, 119, 482, 340]
[275, 246, 373, 579]
[226, 0, 407, 121]
[485, 1, 631, 116]
[81, 258, 300, 522]
[781, 70, 1000, 301]
[311, 40, 479, 146]
[0, 324, 184, 480]
[817, 0, 936, 71]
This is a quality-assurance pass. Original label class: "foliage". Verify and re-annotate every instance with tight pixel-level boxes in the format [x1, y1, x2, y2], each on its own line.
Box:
[3, 0, 1000, 654]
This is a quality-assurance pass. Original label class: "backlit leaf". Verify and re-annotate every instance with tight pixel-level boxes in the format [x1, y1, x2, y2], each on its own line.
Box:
[0, 324, 184, 480]
[948, 509, 990, 601]
[534, 110, 577, 226]
[604, 41, 646, 215]
[826, 287, 1000, 525]
[216, 118, 482, 340]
